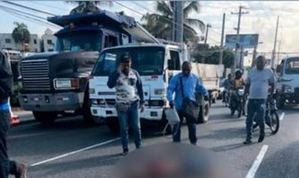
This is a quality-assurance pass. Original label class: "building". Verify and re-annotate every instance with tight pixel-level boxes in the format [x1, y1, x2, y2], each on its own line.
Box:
[0, 29, 56, 52]
[41, 28, 56, 52]
[0, 33, 40, 52]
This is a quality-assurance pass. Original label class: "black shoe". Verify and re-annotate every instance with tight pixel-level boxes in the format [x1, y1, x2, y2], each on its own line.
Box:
[122, 148, 129, 156]
[258, 135, 265, 143]
[243, 140, 252, 145]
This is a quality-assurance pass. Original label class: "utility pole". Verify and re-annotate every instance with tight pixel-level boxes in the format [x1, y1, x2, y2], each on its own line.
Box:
[173, 1, 184, 43]
[204, 24, 211, 45]
[231, 6, 248, 77]
[219, 13, 226, 64]
[271, 16, 279, 68]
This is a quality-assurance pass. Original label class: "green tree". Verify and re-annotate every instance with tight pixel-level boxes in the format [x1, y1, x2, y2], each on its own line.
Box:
[12, 22, 30, 51]
[142, 1, 205, 42]
[192, 44, 234, 68]
[67, 1, 112, 14]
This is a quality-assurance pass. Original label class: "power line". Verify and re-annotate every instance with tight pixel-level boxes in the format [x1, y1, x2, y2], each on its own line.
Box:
[0, 5, 47, 21]
[2, 1, 56, 16]
[114, 1, 144, 17]
[0, 6, 59, 29]
[131, 1, 205, 38]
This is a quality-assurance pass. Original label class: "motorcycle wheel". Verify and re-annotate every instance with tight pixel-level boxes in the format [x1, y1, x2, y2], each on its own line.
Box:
[269, 111, 280, 135]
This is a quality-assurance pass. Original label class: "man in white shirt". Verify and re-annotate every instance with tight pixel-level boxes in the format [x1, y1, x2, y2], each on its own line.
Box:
[244, 56, 275, 144]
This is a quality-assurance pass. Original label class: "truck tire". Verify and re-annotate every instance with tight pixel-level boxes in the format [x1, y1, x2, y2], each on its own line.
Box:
[33, 111, 57, 126]
[82, 88, 96, 125]
[197, 102, 209, 124]
[107, 117, 120, 134]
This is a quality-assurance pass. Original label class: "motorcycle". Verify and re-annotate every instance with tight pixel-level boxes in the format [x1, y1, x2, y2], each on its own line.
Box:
[229, 87, 246, 118]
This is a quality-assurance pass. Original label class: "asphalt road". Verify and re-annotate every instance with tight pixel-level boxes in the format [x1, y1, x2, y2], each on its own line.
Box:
[7, 102, 299, 178]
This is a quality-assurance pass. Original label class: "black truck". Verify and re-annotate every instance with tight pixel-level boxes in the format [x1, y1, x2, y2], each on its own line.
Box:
[19, 10, 157, 125]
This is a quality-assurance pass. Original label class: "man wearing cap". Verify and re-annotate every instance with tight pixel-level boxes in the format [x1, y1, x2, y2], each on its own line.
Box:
[0, 50, 27, 178]
[107, 53, 144, 155]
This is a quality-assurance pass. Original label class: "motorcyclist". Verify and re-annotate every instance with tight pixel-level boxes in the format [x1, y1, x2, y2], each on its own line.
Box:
[223, 73, 233, 104]
[229, 70, 246, 116]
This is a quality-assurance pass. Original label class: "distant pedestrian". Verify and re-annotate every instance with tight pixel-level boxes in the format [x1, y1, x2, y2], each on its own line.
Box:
[167, 61, 208, 145]
[0, 50, 27, 178]
[244, 55, 275, 144]
[107, 53, 144, 156]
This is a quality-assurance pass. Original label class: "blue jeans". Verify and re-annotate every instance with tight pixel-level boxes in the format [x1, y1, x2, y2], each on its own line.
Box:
[0, 109, 17, 178]
[173, 112, 197, 144]
[246, 99, 266, 141]
[117, 101, 142, 151]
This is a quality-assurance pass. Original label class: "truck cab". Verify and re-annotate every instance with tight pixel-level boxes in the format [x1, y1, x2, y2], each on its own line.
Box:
[18, 10, 157, 125]
[276, 57, 299, 108]
[89, 43, 209, 133]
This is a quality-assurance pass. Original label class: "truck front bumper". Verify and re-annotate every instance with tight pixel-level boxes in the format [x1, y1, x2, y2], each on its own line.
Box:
[282, 93, 299, 104]
[19, 92, 84, 111]
[90, 105, 164, 121]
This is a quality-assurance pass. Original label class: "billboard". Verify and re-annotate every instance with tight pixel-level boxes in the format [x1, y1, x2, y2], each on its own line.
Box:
[225, 34, 259, 49]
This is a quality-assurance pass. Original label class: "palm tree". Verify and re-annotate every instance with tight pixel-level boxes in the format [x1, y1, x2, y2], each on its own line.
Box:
[142, 1, 205, 42]
[12, 22, 30, 51]
[67, 1, 112, 14]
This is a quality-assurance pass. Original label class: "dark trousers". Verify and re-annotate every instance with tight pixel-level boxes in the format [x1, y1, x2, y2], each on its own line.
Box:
[117, 101, 142, 151]
[172, 112, 197, 144]
[0, 109, 17, 178]
[246, 99, 266, 141]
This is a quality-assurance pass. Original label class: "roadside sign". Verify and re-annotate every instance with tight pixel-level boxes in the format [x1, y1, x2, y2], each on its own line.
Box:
[225, 34, 259, 49]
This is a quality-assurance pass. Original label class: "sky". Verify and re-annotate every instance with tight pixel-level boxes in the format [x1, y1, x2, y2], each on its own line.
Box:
[1, 1, 299, 61]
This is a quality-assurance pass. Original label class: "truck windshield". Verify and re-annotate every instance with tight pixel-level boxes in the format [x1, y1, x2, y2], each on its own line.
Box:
[92, 47, 165, 76]
[285, 58, 299, 74]
[55, 32, 102, 52]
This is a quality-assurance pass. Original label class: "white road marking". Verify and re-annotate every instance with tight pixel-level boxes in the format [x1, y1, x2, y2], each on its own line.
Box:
[279, 112, 285, 121]
[30, 137, 120, 167]
[245, 145, 269, 178]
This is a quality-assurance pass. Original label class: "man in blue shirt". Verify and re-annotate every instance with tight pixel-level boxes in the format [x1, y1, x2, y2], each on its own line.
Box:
[167, 61, 208, 145]
[0, 51, 27, 178]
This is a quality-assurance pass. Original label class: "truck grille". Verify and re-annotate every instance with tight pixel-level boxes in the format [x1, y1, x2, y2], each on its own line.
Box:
[21, 59, 50, 91]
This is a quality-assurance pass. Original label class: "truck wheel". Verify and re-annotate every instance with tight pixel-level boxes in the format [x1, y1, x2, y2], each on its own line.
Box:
[107, 117, 120, 134]
[197, 102, 209, 124]
[33, 111, 57, 126]
[83, 89, 96, 125]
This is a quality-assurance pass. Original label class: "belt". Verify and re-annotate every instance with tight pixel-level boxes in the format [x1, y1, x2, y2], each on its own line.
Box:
[0, 102, 9, 111]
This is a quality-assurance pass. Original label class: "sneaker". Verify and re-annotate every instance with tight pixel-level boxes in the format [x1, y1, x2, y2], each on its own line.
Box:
[258, 135, 265, 143]
[243, 140, 252, 145]
[15, 163, 27, 178]
[122, 149, 129, 156]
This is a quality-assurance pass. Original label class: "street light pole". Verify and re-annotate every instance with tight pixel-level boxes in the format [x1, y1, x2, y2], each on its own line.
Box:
[204, 24, 211, 45]
[220, 13, 226, 65]
[231, 6, 248, 77]
[271, 16, 279, 68]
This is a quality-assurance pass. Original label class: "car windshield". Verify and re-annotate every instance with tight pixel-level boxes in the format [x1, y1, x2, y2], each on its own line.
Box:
[92, 47, 165, 76]
[285, 58, 299, 74]
[55, 32, 102, 52]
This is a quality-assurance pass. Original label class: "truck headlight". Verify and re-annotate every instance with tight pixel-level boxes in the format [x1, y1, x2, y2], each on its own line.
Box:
[283, 85, 293, 93]
[154, 89, 165, 95]
[54, 78, 80, 90]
